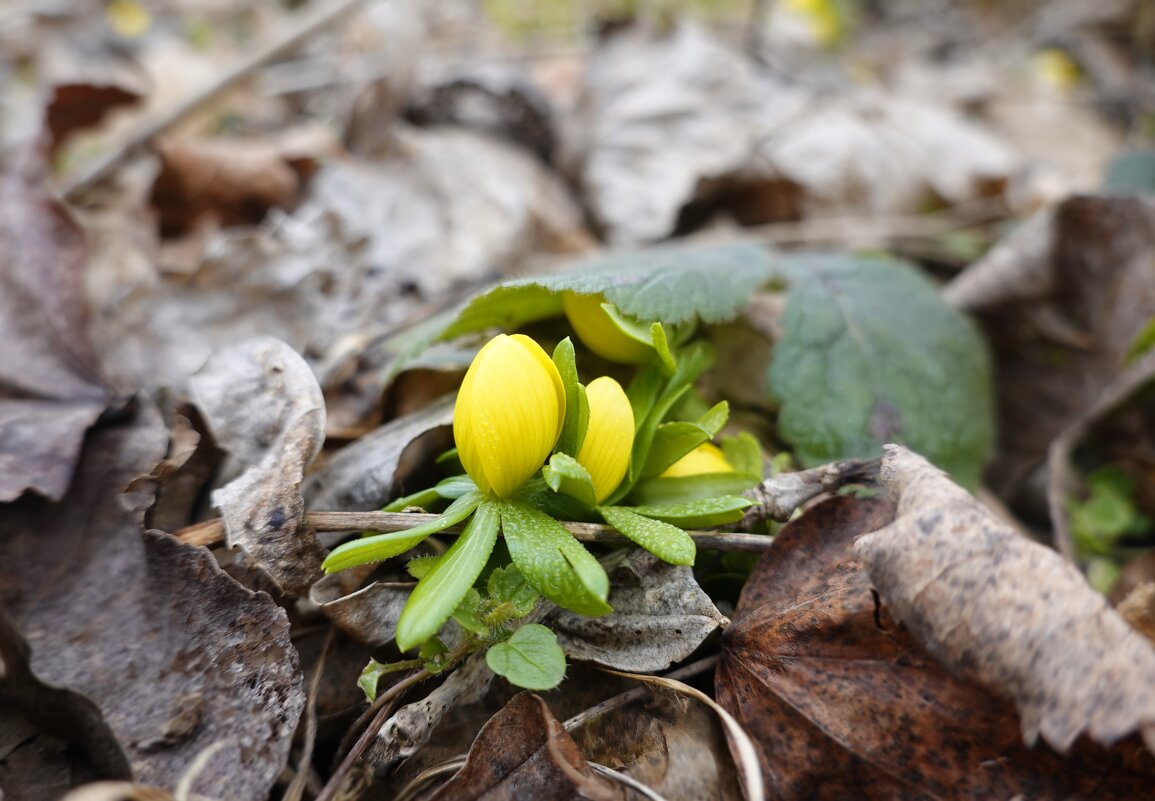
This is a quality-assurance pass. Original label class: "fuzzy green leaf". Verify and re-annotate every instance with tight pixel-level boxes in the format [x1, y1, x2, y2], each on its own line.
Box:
[487, 565, 540, 616]
[486, 624, 566, 691]
[322, 491, 482, 573]
[499, 500, 611, 616]
[598, 505, 696, 565]
[441, 243, 774, 340]
[395, 501, 501, 651]
[769, 254, 993, 489]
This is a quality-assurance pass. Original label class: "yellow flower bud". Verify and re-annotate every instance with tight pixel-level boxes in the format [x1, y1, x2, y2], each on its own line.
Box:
[454, 334, 566, 498]
[562, 292, 654, 365]
[576, 376, 635, 503]
[661, 443, 734, 478]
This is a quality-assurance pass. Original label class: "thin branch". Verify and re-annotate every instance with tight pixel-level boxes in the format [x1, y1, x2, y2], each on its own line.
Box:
[743, 458, 880, 527]
[176, 512, 773, 552]
[62, 0, 367, 199]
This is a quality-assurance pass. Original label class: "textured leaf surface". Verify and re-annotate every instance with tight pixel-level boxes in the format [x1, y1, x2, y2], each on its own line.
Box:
[486, 624, 567, 691]
[599, 505, 696, 565]
[442, 243, 774, 338]
[769, 254, 993, 488]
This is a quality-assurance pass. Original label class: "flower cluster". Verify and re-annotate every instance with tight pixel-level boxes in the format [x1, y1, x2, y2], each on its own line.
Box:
[323, 292, 763, 654]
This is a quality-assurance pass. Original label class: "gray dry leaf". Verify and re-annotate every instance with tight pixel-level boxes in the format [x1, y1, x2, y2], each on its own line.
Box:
[855, 444, 1155, 752]
[0, 148, 110, 502]
[304, 393, 455, 511]
[191, 336, 326, 595]
[569, 22, 1017, 245]
[0, 405, 304, 800]
[944, 195, 1155, 499]
[549, 549, 728, 672]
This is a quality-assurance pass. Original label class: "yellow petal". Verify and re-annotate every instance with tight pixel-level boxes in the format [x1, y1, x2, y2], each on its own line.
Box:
[661, 442, 733, 478]
[563, 292, 654, 365]
[577, 376, 634, 503]
[454, 334, 565, 498]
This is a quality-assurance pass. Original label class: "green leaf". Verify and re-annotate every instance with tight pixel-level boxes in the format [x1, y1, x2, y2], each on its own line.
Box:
[451, 588, 489, 635]
[384, 475, 476, 512]
[721, 432, 764, 477]
[628, 472, 762, 505]
[768, 254, 993, 489]
[499, 500, 611, 616]
[542, 452, 598, 508]
[598, 506, 696, 565]
[650, 322, 676, 372]
[395, 501, 501, 651]
[552, 338, 590, 456]
[639, 401, 729, 479]
[486, 624, 566, 691]
[405, 555, 439, 579]
[322, 491, 483, 573]
[626, 367, 665, 432]
[357, 658, 419, 702]
[622, 496, 754, 528]
[441, 243, 774, 339]
[487, 566, 540, 616]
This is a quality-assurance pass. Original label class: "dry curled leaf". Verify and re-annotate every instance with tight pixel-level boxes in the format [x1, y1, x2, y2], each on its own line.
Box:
[0, 405, 304, 800]
[429, 693, 623, 801]
[0, 147, 110, 502]
[550, 549, 728, 672]
[945, 195, 1155, 500]
[191, 336, 326, 595]
[309, 575, 413, 647]
[717, 493, 1155, 800]
[856, 445, 1155, 753]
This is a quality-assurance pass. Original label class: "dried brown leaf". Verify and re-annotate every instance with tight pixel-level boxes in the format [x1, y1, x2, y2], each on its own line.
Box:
[190, 337, 326, 595]
[0, 405, 304, 800]
[856, 444, 1155, 752]
[945, 195, 1155, 500]
[309, 576, 413, 647]
[0, 148, 110, 501]
[429, 693, 624, 801]
[718, 493, 1155, 800]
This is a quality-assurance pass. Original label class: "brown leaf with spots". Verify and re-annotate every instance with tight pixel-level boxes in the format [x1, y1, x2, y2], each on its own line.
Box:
[856, 445, 1155, 754]
[717, 493, 1155, 800]
[430, 693, 624, 801]
[190, 336, 326, 595]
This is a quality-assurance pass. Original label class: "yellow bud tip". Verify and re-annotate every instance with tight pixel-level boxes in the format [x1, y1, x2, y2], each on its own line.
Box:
[454, 334, 566, 498]
[662, 442, 734, 478]
[577, 377, 635, 503]
[562, 292, 654, 365]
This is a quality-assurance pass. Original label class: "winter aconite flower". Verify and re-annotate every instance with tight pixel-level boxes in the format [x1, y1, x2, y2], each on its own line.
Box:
[576, 376, 634, 503]
[562, 292, 654, 364]
[455, 334, 566, 498]
[661, 442, 734, 477]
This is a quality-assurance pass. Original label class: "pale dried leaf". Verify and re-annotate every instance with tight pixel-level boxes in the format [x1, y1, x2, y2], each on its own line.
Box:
[0, 148, 110, 501]
[855, 444, 1155, 752]
[304, 394, 455, 511]
[0, 406, 304, 800]
[550, 549, 727, 672]
[309, 576, 413, 647]
[191, 337, 326, 595]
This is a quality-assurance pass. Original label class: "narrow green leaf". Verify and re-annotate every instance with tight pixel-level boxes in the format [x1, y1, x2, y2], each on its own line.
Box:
[628, 472, 761, 506]
[624, 496, 754, 528]
[639, 401, 730, 479]
[626, 367, 664, 432]
[383, 475, 476, 513]
[650, 321, 676, 373]
[721, 432, 764, 477]
[598, 505, 696, 565]
[487, 566, 540, 616]
[357, 658, 420, 702]
[500, 501, 611, 616]
[395, 501, 501, 651]
[322, 492, 483, 573]
[552, 338, 590, 456]
[486, 624, 566, 690]
[542, 452, 598, 508]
